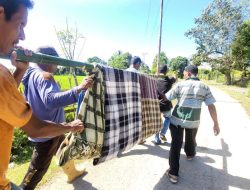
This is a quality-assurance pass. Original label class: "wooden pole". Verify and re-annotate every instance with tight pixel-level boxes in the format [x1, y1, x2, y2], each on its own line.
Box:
[157, 0, 164, 74]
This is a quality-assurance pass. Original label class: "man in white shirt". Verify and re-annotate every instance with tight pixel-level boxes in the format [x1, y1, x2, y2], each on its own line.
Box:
[126, 56, 141, 73]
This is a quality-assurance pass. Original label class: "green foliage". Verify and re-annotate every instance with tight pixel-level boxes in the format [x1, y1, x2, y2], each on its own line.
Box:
[191, 51, 205, 66]
[139, 62, 151, 74]
[232, 19, 250, 75]
[108, 51, 132, 69]
[198, 69, 211, 80]
[11, 129, 33, 163]
[169, 56, 189, 78]
[151, 52, 168, 74]
[185, 0, 246, 84]
[87, 56, 107, 65]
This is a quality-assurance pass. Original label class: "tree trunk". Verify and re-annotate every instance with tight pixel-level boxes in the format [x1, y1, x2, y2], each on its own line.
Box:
[225, 72, 232, 85]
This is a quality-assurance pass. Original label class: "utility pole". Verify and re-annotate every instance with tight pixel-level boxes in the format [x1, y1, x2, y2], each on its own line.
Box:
[157, 0, 164, 74]
[142, 52, 148, 64]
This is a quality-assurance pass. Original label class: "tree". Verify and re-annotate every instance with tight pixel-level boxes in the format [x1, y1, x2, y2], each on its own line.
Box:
[87, 56, 107, 65]
[140, 62, 151, 74]
[231, 19, 250, 77]
[169, 56, 189, 78]
[108, 51, 132, 69]
[55, 18, 86, 85]
[151, 52, 168, 74]
[185, 0, 246, 85]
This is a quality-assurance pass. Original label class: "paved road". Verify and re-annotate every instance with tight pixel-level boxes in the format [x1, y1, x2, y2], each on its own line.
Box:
[38, 87, 250, 190]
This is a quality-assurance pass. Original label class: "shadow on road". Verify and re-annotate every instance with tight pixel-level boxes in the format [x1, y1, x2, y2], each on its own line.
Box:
[153, 138, 250, 190]
[72, 172, 98, 190]
[118, 142, 169, 159]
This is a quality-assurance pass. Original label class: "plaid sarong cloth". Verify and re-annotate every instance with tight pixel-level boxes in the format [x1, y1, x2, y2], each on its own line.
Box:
[139, 74, 162, 140]
[94, 68, 142, 164]
[56, 66, 105, 166]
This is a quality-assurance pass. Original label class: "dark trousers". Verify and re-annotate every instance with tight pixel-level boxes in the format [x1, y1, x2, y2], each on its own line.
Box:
[168, 124, 198, 176]
[20, 135, 64, 190]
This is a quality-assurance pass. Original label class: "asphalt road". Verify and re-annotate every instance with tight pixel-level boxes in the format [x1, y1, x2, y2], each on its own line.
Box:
[38, 87, 250, 190]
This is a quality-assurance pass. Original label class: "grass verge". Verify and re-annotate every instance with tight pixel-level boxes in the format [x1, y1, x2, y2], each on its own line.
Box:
[205, 80, 250, 117]
[7, 158, 60, 187]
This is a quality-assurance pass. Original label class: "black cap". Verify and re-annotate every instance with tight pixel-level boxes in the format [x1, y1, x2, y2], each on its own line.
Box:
[131, 56, 141, 65]
[184, 65, 198, 75]
[36, 46, 59, 57]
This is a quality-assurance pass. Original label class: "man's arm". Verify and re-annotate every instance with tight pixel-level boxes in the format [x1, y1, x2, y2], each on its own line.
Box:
[208, 104, 220, 136]
[38, 76, 93, 109]
[21, 114, 84, 138]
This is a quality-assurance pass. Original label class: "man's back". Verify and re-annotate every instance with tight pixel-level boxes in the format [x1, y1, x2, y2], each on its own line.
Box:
[166, 78, 215, 128]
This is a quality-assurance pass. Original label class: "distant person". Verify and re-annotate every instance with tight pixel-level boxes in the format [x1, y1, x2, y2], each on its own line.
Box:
[0, 1, 84, 190]
[126, 56, 142, 73]
[19, 46, 93, 190]
[163, 65, 220, 184]
[154, 65, 176, 144]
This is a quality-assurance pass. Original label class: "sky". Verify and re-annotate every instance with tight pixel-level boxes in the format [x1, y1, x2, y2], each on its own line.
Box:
[11, 0, 213, 68]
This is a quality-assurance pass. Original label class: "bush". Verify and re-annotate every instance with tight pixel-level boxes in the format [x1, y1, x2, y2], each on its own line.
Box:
[198, 69, 211, 80]
[11, 129, 33, 163]
[65, 112, 75, 122]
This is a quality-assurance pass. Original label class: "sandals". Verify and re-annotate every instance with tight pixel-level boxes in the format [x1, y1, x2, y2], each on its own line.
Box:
[166, 169, 178, 184]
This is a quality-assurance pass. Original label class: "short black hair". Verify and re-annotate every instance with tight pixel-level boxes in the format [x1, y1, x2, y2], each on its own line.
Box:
[131, 56, 141, 65]
[159, 65, 168, 74]
[184, 65, 198, 75]
[0, 0, 33, 21]
[36, 46, 59, 57]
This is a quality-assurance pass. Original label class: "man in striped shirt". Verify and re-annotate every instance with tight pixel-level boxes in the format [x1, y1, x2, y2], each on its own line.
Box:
[163, 65, 220, 184]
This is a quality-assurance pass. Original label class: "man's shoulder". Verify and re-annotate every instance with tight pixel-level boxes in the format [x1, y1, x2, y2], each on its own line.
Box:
[0, 64, 11, 76]
[41, 71, 54, 81]
[0, 64, 15, 83]
[32, 69, 54, 81]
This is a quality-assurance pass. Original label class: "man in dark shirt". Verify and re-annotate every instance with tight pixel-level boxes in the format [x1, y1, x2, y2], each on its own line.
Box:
[154, 65, 176, 144]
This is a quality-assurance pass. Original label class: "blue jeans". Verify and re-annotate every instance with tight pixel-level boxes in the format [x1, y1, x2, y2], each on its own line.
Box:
[154, 116, 170, 143]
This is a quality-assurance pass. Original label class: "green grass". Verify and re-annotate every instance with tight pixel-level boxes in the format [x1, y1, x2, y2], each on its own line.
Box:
[7, 158, 60, 187]
[205, 80, 250, 117]
[18, 75, 85, 92]
[54, 75, 85, 90]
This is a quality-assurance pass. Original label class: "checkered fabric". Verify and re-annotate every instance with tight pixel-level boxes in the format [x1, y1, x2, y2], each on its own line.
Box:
[55, 66, 105, 166]
[95, 68, 142, 164]
[140, 74, 162, 139]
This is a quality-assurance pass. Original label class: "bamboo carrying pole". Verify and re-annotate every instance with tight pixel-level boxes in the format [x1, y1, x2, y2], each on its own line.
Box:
[0, 49, 94, 69]
[0, 49, 169, 78]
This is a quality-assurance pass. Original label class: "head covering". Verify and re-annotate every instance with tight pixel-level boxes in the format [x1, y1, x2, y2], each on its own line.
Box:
[131, 56, 141, 65]
[36, 46, 59, 57]
[184, 65, 198, 75]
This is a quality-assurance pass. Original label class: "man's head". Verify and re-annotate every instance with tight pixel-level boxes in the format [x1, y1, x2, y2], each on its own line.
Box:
[130, 56, 141, 70]
[159, 64, 168, 75]
[183, 65, 198, 79]
[0, 0, 33, 55]
[36, 46, 59, 73]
